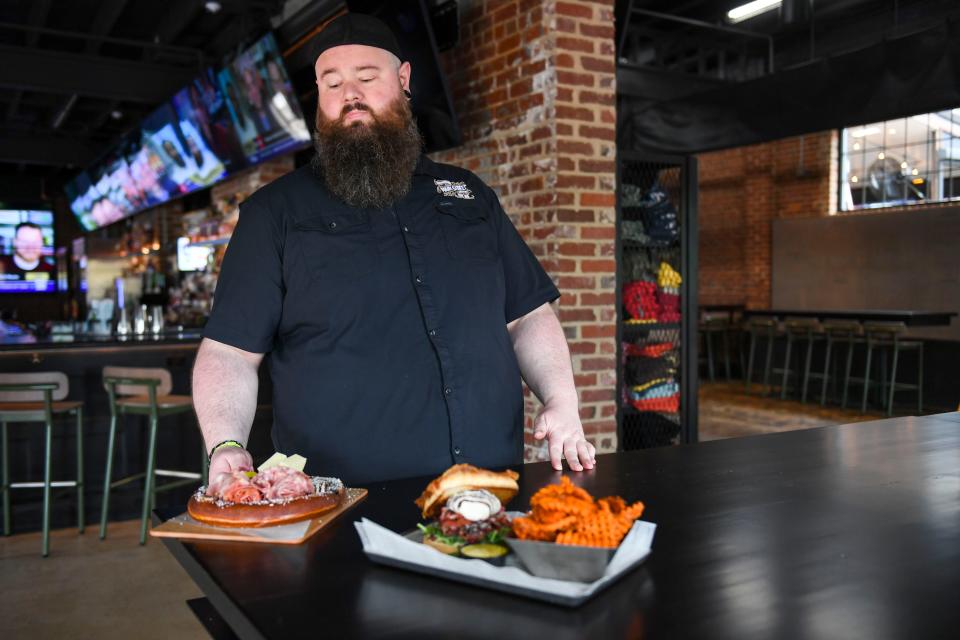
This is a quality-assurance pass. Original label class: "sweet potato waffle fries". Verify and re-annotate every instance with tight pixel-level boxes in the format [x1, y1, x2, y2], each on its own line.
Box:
[512, 477, 645, 549]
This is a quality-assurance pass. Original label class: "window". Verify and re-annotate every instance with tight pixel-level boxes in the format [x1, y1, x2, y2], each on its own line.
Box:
[839, 108, 960, 211]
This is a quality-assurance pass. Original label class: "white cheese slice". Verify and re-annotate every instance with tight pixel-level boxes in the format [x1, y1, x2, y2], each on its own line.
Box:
[283, 454, 307, 472]
[257, 452, 308, 473]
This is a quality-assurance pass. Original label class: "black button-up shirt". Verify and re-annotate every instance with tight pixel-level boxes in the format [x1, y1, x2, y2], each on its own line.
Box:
[203, 156, 559, 485]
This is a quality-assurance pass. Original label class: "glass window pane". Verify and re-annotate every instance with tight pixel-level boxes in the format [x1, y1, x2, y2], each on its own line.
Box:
[839, 106, 960, 210]
[901, 144, 929, 174]
[943, 171, 960, 199]
[883, 118, 907, 149]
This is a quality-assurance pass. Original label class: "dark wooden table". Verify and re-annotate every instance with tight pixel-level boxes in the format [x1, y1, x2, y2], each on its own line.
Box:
[158, 413, 960, 640]
[742, 309, 957, 326]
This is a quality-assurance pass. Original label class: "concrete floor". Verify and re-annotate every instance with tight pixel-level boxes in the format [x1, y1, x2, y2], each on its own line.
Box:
[0, 385, 885, 639]
[0, 519, 206, 640]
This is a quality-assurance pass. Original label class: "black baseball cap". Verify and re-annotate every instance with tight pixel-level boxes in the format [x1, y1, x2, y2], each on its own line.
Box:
[311, 13, 402, 63]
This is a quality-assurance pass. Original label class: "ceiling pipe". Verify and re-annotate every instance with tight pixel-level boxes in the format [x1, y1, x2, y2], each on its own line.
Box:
[50, 93, 78, 129]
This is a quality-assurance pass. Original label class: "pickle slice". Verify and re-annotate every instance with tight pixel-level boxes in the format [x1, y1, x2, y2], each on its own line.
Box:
[460, 543, 508, 559]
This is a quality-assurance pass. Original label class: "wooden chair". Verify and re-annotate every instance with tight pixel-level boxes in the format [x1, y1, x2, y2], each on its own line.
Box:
[0, 372, 84, 557]
[99, 366, 204, 545]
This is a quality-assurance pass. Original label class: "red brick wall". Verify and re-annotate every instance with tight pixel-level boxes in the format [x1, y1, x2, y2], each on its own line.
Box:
[431, 0, 619, 458]
[697, 131, 837, 309]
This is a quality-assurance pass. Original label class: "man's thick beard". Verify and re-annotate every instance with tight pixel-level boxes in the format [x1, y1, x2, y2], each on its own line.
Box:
[311, 95, 422, 210]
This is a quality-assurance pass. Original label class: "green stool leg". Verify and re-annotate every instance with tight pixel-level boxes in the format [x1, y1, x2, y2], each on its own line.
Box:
[820, 337, 833, 406]
[879, 350, 888, 406]
[780, 335, 794, 400]
[842, 341, 855, 409]
[762, 333, 775, 397]
[861, 343, 874, 414]
[99, 411, 119, 540]
[886, 344, 900, 417]
[76, 407, 85, 534]
[42, 418, 53, 557]
[140, 412, 159, 545]
[2, 421, 9, 536]
[801, 336, 815, 403]
[745, 332, 757, 391]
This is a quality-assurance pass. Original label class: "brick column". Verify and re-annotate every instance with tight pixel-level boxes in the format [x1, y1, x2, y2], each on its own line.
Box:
[432, 0, 618, 458]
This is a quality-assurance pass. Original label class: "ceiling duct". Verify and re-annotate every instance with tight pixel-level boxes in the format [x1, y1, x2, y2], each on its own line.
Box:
[781, 0, 811, 26]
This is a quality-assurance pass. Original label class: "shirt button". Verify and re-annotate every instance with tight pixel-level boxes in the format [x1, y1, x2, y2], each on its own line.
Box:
[444, 387, 452, 395]
[428, 329, 437, 337]
[415, 275, 423, 284]
[453, 447, 462, 456]
[328, 221, 337, 230]
[402, 225, 410, 233]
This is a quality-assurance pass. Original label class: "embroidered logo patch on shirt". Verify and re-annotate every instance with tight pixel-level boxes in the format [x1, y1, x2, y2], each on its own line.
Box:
[434, 179, 474, 200]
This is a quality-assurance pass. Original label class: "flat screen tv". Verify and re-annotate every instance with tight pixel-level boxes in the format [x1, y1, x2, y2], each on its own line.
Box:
[176, 236, 214, 272]
[139, 103, 208, 198]
[64, 171, 116, 233]
[171, 68, 249, 178]
[65, 30, 310, 232]
[218, 32, 311, 165]
[0, 209, 56, 293]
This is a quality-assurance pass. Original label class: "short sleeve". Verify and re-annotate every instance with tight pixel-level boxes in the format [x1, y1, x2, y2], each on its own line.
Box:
[486, 189, 561, 323]
[202, 200, 283, 353]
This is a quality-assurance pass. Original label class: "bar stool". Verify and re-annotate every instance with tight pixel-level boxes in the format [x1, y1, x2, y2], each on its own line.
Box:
[774, 318, 825, 403]
[744, 317, 780, 396]
[817, 321, 863, 407]
[0, 372, 84, 557]
[860, 322, 924, 416]
[99, 366, 204, 545]
[699, 314, 732, 382]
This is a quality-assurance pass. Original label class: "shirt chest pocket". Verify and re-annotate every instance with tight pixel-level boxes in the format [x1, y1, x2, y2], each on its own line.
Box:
[436, 200, 498, 261]
[295, 212, 378, 282]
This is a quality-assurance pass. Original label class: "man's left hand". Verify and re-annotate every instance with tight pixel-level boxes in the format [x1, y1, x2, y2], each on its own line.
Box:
[533, 403, 596, 472]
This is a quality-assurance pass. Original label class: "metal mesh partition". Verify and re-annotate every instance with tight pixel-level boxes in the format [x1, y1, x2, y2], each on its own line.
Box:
[617, 155, 697, 449]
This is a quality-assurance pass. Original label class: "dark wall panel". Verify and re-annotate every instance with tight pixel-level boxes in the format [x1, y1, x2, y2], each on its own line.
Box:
[772, 206, 960, 341]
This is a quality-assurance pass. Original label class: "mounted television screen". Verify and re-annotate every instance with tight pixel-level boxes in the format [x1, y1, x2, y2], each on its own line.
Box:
[90, 153, 145, 220]
[123, 136, 175, 210]
[218, 32, 310, 164]
[0, 209, 56, 293]
[139, 103, 207, 197]
[171, 68, 248, 178]
[176, 236, 214, 272]
[64, 31, 309, 232]
[65, 172, 107, 232]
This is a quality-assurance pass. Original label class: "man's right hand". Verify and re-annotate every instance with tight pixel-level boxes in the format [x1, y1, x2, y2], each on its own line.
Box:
[208, 446, 254, 482]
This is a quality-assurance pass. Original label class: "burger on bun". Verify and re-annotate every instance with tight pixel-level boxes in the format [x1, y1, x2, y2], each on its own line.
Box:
[414, 464, 519, 557]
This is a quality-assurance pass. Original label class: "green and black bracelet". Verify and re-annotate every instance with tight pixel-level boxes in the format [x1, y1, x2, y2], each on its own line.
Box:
[208, 439, 245, 461]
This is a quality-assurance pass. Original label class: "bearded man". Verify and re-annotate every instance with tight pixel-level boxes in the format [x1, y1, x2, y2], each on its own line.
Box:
[193, 13, 595, 485]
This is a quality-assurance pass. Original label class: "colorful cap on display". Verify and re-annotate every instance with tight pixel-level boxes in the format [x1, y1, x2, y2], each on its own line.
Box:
[311, 13, 402, 63]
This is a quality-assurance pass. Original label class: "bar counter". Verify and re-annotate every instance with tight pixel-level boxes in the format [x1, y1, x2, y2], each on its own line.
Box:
[158, 413, 960, 640]
[0, 329, 203, 351]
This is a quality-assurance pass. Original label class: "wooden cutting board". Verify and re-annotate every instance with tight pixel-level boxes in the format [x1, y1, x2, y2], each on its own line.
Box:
[150, 487, 367, 545]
